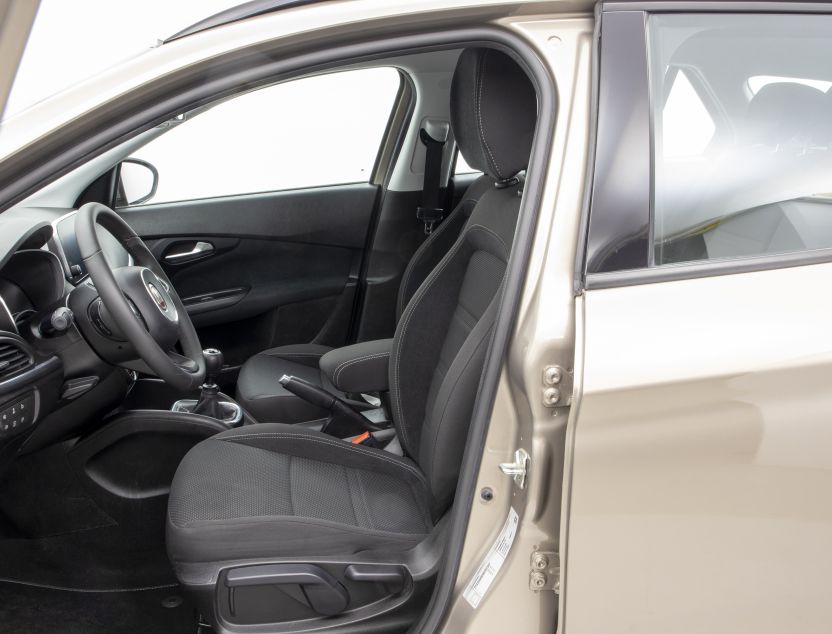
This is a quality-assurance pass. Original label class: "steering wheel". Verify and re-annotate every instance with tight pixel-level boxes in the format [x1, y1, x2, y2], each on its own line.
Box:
[75, 202, 206, 390]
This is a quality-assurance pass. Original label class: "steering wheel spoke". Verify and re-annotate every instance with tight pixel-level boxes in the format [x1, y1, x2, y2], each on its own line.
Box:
[167, 350, 200, 373]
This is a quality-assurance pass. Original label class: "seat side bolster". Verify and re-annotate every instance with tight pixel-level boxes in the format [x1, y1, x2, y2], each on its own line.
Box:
[216, 423, 429, 492]
[264, 343, 334, 368]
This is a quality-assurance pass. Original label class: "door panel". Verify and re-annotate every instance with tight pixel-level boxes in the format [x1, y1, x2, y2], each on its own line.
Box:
[119, 184, 377, 370]
[124, 184, 376, 248]
[569, 7, 832, 631]
[568, 264, 832, 633]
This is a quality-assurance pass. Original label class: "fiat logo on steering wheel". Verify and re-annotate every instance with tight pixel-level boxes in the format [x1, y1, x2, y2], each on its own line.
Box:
[147, 283, 167, 311]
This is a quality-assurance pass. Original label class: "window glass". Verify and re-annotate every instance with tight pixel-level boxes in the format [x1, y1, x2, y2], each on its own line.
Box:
[649, 14, 832, 266]
[126, 67, 401, 205]
[748, 75, 832, 96]
[454, 151, 479, 175]
[662, 70, 715, 159]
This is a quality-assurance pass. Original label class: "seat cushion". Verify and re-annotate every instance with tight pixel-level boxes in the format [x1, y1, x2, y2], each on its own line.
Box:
[167, 423, 433, 564]
[235, 344, 341, 424]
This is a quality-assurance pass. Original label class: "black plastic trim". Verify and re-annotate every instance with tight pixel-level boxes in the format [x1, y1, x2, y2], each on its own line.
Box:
[572, 2, 603, 294]
[586, 246, 832, 289]
[370, 70, 413, 186]
[583, 9, 651, 275]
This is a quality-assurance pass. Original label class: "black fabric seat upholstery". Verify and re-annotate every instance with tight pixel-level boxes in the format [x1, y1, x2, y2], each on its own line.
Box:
[168, 423, 432, 563]
[168, 48, 539, 576]
[235, 157, 494, 424]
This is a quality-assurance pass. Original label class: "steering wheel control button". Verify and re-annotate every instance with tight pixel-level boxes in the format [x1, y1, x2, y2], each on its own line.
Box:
[88, 300, 115, 338]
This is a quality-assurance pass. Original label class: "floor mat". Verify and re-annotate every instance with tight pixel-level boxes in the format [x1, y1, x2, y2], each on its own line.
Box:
[0, 438, 200, 631]
[0, 525, 177, 590]
[0, 441, 175, 591]
[0, 441, 115, 538]
[0, 582, 197, 634]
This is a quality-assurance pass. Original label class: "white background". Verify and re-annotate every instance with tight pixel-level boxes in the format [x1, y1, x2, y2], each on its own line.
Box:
[6, 0, 240, 118]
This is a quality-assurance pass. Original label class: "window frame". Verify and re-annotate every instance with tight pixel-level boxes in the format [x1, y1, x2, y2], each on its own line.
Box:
[117, 67, 407, 208]
[581, 1, 832, 291]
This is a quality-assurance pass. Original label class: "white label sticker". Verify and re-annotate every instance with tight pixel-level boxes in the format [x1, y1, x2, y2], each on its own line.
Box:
[462, 506, 519, 609]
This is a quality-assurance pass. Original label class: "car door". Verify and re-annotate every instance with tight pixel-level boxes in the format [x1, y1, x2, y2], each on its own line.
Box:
[0, 0, 39, 120]
[565, 5, 832, 633]
[114, 67, 405, 376]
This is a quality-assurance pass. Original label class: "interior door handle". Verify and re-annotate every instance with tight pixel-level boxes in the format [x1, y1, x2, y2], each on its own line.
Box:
[164, 241, 214, 263]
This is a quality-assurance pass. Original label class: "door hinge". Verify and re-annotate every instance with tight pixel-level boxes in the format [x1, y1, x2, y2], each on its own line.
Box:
[499, 448, 530, 489]
[542, 365, 572, 408]
[529, 550, 560, 594]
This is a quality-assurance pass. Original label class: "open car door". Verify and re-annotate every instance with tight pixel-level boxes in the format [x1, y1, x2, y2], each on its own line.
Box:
[0, 0, 38, 120]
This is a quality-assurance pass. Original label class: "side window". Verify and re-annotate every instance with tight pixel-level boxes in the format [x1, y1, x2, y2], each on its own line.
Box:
[661, 69, 715, 159]
[649, 14, 832, 266]
[125, 67, 401, 206]
[454, 151, 479, 175]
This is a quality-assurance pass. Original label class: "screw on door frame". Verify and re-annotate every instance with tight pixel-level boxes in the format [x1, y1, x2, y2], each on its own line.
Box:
[530, 571, 547, 589]
[529, 550, 560, 592]
[542, 365, 572, 408]
[531, 552, 549, 570]
[543, 387, 561, 406]
[543, 365, 563, 385]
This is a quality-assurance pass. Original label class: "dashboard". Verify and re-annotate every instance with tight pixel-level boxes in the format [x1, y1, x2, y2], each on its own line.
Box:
[0, 208, 134, 471]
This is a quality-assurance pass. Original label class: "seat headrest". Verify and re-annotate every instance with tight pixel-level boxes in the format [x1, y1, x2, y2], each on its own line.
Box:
[743, 83, 827, 146]
[450, 48, 537, 183]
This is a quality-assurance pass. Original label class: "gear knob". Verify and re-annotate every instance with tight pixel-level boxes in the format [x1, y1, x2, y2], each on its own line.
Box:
[203, 348, 224, 386]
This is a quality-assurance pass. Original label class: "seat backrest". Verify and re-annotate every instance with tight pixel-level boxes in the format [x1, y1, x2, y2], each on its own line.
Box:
[389, 48, 538, 514]
[396, 175, 493, 318]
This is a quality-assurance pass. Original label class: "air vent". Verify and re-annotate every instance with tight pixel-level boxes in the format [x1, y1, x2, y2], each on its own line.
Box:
[13, 309, 35, 331]
[0, 341, 32, 380]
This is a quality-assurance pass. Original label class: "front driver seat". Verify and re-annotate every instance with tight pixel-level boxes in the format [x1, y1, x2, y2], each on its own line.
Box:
[235, 166, 494, 425]
[166, 48, 538, 628]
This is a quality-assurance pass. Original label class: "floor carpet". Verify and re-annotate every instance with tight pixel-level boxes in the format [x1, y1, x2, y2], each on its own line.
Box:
[0, 581, 197, 634]
[0, 442, 201, 632]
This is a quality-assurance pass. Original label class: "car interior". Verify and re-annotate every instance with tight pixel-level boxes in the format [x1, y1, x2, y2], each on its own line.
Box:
[0, 41, 539, 634]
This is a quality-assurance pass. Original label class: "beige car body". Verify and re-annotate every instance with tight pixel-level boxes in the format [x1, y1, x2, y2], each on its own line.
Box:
[1, 1, 828, 633]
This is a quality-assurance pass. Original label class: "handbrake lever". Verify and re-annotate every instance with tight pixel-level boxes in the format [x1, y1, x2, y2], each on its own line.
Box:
[279, 374, 383, 437]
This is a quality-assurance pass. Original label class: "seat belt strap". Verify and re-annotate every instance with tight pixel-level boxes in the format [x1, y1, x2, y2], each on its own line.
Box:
[416, 122, 449, 234]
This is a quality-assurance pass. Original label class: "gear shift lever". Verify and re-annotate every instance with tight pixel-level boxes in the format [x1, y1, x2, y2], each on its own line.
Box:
[192, 348, 225, 420]
[171, 348, 243, 426]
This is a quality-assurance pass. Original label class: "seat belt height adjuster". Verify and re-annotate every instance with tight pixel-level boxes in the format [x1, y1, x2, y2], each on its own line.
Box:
[417, 121, 449, 235]
[416, 206, 444, 234]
